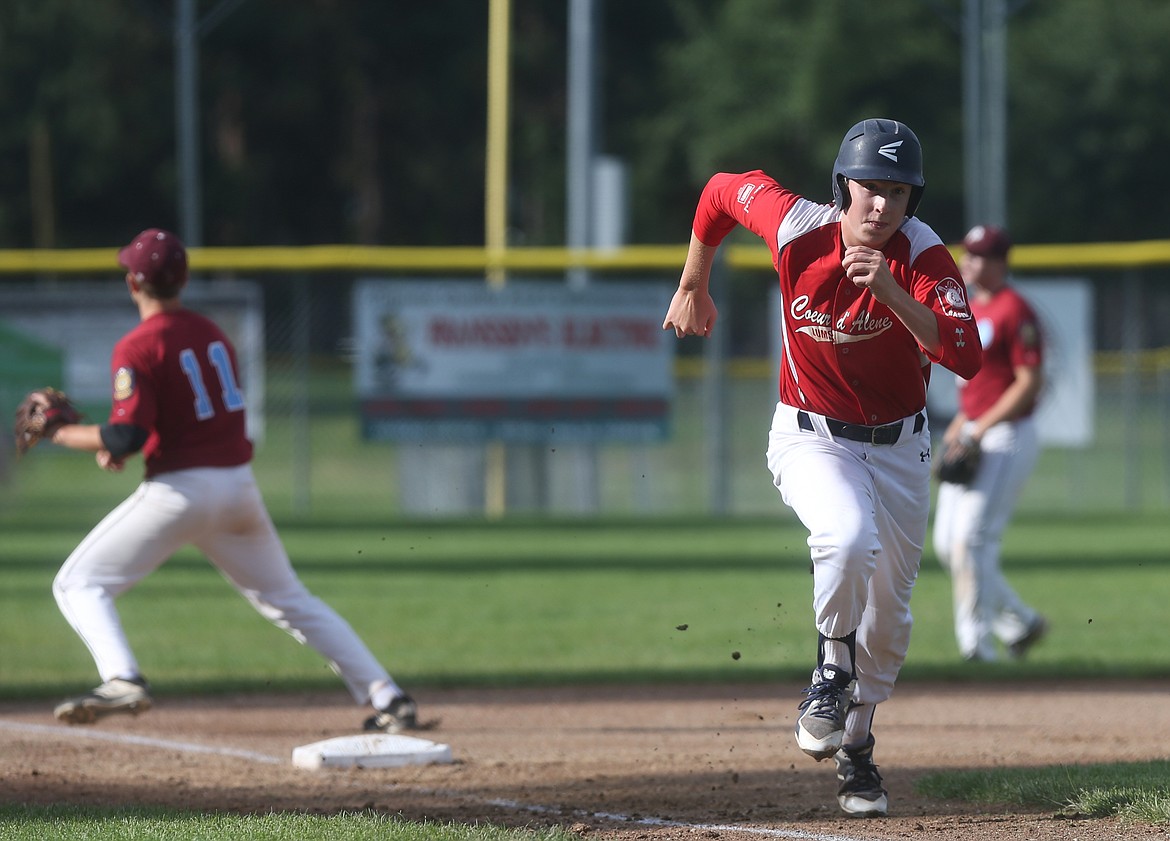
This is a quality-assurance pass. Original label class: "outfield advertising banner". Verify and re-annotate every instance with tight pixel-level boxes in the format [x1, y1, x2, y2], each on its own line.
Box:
[353, 279, 674, 442]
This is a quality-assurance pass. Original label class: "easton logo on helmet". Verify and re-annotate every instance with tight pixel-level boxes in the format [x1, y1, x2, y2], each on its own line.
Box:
[877, 141, 903, 162]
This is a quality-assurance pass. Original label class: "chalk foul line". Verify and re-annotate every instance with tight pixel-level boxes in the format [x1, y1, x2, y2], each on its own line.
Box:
[0, 719, 283, 764]
[0, 718, 877, 841]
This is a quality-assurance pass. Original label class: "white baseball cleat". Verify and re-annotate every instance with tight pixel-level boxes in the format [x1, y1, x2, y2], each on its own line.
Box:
[54, 676, 152, 725]
[794, 665, 855, 760]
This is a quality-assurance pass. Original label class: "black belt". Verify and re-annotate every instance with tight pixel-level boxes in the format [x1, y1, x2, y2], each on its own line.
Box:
[797, 411, 924, 445]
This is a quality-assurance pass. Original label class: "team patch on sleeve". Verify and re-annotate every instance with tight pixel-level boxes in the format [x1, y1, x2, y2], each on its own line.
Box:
[113, 366, 135, 401]
[934, 277, 972, 319]
[735, 181, 764, 212]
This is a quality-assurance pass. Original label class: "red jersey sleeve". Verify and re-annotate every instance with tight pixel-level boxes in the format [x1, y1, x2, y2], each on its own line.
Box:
[1008, 296, 1044, 370]
[109, 337, 158, 430]
[692, 171, 800, 251]
[908, 243, 982, 380]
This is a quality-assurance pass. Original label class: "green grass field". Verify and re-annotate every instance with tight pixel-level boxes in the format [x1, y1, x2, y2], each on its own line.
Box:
[3, 504, 1167, 695]
[0, 806, 578, 841]
[2, 448, 1168, 836]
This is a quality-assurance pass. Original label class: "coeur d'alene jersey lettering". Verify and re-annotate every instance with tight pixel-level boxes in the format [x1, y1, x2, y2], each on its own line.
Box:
[693, 171, 982, 425]
[109, 309, 253, 478]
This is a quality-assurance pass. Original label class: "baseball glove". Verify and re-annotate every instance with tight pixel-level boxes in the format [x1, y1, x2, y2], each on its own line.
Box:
[934, 444, 981, 485]
[13, 387, 82, 456]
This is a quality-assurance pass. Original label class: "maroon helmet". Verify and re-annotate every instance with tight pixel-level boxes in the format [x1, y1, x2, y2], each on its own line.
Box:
[962, 224, 1012, 259]
[118, 229, 189, 293]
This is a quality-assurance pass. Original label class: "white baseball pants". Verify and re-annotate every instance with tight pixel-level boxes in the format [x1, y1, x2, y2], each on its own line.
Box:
[932, 417, 1041, 660]
[53, 464, 393, 705]
[766, 402, 932, 706]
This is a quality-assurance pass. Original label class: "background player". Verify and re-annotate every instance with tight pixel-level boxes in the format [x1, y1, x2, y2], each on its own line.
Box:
[932, 224, 1048, 661]
[663, 119, 981, 818]
[48, 228, 420, 734]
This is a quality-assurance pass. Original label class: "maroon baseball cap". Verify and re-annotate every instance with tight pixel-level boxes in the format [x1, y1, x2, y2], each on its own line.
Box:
[118, 228, 188, 290]
[962, 224, 1012, 259]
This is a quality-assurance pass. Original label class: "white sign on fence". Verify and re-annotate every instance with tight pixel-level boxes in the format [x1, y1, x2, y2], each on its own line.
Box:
[927, 277, 1095, 448]
[352, 279, 675, 442]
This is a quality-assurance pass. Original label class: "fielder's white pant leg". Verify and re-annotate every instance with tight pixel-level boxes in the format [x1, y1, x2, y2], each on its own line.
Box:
[936, 419, 1041, 657]
[935, 482, 994, 659]
[53, 479, 203, 682]
[932, 478, 979, 655]
[976, 420, 1042, 645]
[931, 481, 959, 573]
[192, 466, 393, 705]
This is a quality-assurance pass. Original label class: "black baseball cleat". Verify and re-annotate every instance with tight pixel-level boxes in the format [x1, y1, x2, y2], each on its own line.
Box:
[834, 734, 888, 817]
[795, 665, 855, 760]
[363, 694, 419, 733]
[54, 675, 153, 724]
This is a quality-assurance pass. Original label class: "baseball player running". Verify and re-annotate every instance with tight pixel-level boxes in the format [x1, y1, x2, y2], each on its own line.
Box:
[663, 119, 981, 817]
[932, 224, 1047, 661]
[48, 229, 419, 734]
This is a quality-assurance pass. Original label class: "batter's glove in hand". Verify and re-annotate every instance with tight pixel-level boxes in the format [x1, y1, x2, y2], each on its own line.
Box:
[934, 445, 980, 486]
[13, 387, 82, 456]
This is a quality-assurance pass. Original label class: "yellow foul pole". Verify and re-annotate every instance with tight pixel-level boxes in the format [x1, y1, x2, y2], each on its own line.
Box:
[486, 0, 510, 283]
[484, 0, 511, 516]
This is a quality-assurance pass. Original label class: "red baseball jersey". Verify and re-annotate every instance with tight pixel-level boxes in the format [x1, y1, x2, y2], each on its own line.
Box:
[693, 171, 982, 425]
[958, 285, 1043, 420]
[108, 309, 253, 478]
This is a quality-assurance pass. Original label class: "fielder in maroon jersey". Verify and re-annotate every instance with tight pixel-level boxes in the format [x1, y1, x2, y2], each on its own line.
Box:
[664, 119, 981, 817]
[933, 224, 1048, 662]
[48, 228, 420, 735]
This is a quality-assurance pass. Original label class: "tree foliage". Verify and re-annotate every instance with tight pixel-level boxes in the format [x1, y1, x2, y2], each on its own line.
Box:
[0, 0, 1166, 250]
[1009, 0, 1170, 242]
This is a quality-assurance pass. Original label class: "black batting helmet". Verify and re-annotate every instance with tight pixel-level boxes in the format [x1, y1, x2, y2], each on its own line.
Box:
[831, 118, 925, 217]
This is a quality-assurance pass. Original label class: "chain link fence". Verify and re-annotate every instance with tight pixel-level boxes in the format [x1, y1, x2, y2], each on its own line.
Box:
[248, 264, 1170, 520]
[2, 248, 1168, 519]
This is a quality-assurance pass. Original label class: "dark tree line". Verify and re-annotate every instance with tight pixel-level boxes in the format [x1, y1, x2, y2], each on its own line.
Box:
[1, 0, 1168, 251]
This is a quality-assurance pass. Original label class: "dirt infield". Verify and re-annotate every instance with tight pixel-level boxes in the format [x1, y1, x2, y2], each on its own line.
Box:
[2, 680, 1168, 840]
